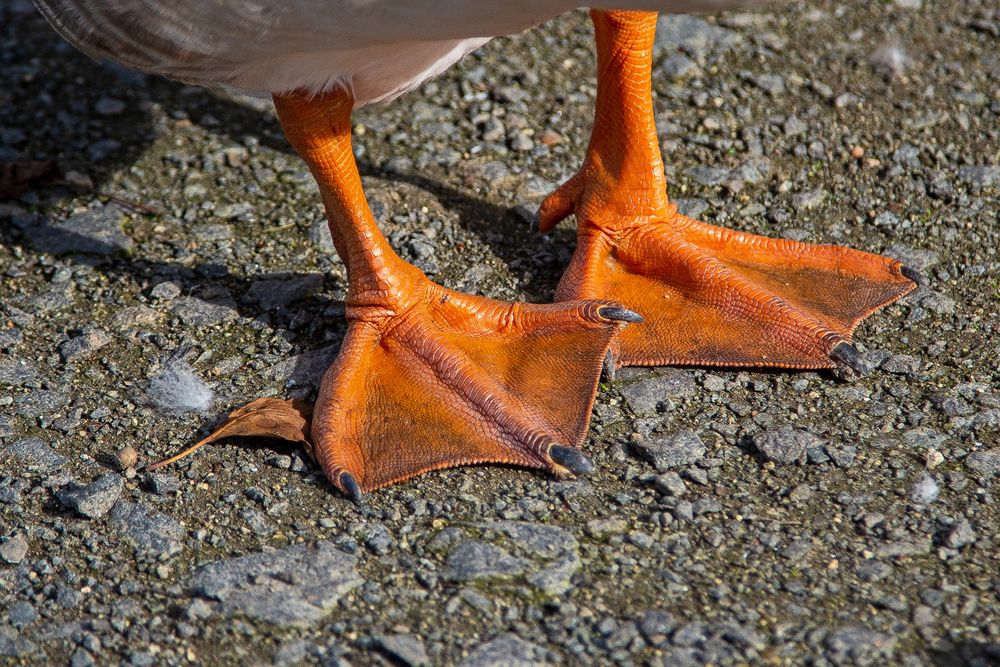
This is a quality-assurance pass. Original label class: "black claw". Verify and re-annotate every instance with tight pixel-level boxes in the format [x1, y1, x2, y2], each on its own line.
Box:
[601, 350, 617, 383]
[598, 306, 644, 324]
[339, 471, 363, 503]
[900, 265, 924, 286]
[549, 445, 594, 476]
[830, 341, 868, 374]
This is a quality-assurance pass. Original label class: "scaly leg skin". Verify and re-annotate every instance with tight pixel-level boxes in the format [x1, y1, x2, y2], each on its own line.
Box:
[539, 10, 918, 373]
[269, 90, 638, 498]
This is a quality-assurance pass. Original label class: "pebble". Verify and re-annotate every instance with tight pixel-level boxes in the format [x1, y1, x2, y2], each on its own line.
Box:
[171, 288, 239, 327]
[619, 369, 695, 415]
[753, 426, 820, 464]
[7, 601, 36, 627]
[116, 446, 138, 470]
[653, 472, 688, 497]
[249, 273, 324, 311]
[56, 473, 124, 519]
[0, 534, 28, 564]
[0, 358, 38, 386]
[109, 502, 185, 558]
[633, 430, 706, 471]
[443, 541, 525, 581]
[944, 519, 976, 549]
[59, 328, 111, 362]
[824, 626, 897, 665]
[0, 627, 35, 658]
[965, 448, 1000, 478]
[94, 97, 126, 115]
[792, 189, 827, 211]
[957, 165, 1000, 188]
[27, 205, 133, 256]
[190, 541, 362, 625]
[5, 437, 68, 472]
[143, 473, 181, 495]
[150, 281, 182, 300]
[458, 634, 543, 667]
[655, 14, 741, 61]
[375, 634, 429, 667]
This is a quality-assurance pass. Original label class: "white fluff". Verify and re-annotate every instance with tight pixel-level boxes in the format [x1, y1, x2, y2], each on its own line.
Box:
[910, 474, 939, 505]
[870, 41, 910, 79]
[148, 360, 214, 414]
[34, 0, 765, 104]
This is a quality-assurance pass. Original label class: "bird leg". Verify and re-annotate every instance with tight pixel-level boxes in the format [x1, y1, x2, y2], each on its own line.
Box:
[264, 89, 634, 497]
[539, 10, 917, 371]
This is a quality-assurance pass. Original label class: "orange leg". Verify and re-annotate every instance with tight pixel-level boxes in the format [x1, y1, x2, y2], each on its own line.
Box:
[262, 90, 636, 498]
[540, 10, 918, 372]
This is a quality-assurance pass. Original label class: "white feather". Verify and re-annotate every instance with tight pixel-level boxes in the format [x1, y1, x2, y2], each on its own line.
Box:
[34, 0, 766, 104]
[148, 360, 214, 414]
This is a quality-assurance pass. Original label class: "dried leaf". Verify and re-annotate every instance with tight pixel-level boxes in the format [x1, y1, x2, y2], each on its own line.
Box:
[0, 160, 60, 198]
[146, 397, 313, 471]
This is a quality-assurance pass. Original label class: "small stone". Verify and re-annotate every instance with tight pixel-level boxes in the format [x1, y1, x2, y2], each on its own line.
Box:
[965, 448, 1000, 478]
[881, 354, 922, 375]
[95, 97, 126, 115]
[825, 445, 857, 469]
[0, 358, 38, 386]
[28, 205, 133, 256]
[653, 472, 687, 497]
[376, 635, 429, 667]
[443, 541, 526, 581]
[633, 430, 706, 471]
[782, 539, 813, 561]
[150, 281, 182, 300]
[116, 446, 138, 470]
[171, 288, 239, 327]
[825, 626, 898, 665]
[59, 328, 111, 362]
[925, 450, 945, 469]
[363, 524, 395, 555]
[5, 437, 68, 471]
[783, 116, 808, 136]
[0, 627, 35, 658]
[249, 273, 324, 311]
[586, 518, 628, 538]
[692, 497, 722, 516]
[458, 634, 543, 667]
[661, 54, 700, 80]
[639, 610, 677, 646]
[792, 188, 827, 211]
[57, 473, 124, 518]
[944, 519, 976, 549]
[750, 73, 786, 96]
[110, 502, 185, 557]
[7, 601, 36, 627]
[754, 426, 820, 464]
[190, 541, 362, 625]
[619, 369, 695, 415]
[0, 534, 28, 564]
[957, 165, 1000, 188]
[702, 374, 726, 392]
[144, 473, 181, 495]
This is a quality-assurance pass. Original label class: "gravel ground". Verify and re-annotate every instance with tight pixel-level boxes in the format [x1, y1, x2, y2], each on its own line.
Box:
[2, 0, 999, 665]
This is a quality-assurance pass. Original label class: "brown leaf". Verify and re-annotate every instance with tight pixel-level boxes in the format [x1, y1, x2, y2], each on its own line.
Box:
[146, 397, 314, 471]
[0, 160, 60, 198]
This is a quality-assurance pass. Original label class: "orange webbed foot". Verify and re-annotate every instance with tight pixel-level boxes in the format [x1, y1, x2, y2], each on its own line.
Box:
[308, 277, 634, 496]
[151, 276, 636, 499]
[542, 191, 918, 371]
[539, 9, 918, 373]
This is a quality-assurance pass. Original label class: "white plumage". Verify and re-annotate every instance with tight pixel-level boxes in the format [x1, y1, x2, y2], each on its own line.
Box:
[34, 1, 760, 104]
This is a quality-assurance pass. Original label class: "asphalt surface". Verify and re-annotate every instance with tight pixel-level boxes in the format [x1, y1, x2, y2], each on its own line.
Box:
[1, 0, 999, 665]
